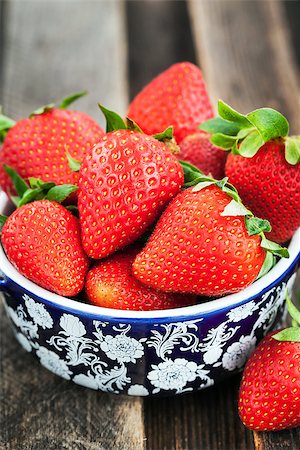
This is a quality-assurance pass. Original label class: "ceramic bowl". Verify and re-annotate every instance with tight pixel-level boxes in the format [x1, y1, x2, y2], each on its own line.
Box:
[0, 192, 299, 396]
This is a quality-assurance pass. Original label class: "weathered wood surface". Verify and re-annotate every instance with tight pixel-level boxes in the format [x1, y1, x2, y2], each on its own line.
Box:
[0, 0, 300, 449]
[0, 2, 144, 450]
[188, 0, 300, 132]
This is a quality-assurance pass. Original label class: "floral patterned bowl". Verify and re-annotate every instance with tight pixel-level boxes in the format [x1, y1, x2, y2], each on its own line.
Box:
[0, 192, 299, 396]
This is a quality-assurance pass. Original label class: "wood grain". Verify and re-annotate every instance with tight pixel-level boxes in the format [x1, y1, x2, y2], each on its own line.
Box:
[1, 0, 128, 124]
[0, 2, 144, 449]
[126, 0, 196, 100]
[188, 0, 300, 133]
[145, 375, 254, 450]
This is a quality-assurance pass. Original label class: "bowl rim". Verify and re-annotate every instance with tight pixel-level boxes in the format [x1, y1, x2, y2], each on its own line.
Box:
[0, 191, 299, 319]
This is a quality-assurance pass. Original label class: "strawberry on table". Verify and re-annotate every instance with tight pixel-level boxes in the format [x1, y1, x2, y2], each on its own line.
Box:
[133, 166, 288, 296]
[85, 246, 197, 311]
[179, 131, 227, 179]
[0, 92, 104, 199]
[78, 107, 184, 259]
[0, 169, 89, 296]
[200, 101, 300, 243]
[127, 62, 214, 143]
[238, 291, 300, 431]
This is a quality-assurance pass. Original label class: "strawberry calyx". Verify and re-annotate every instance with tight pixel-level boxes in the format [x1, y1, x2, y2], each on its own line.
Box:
[0, 113, 16, 142]
[0, 92, 88, 140]
[1, 165, 77, 225]
[180, 160, 289, 263]
[98, 104, 179, 150]
[29, 91, 88, 118]
[199, 100, 300, 165]
[273, 290, 300, 342]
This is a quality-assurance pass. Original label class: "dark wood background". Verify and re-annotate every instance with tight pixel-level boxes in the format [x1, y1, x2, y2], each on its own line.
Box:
[0, 1, 300, 449]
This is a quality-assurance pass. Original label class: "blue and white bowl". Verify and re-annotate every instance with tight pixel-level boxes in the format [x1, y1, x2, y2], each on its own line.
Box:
[0, 192, 299, 396]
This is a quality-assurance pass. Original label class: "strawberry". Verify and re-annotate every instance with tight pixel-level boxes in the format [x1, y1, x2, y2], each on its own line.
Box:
[85, 246, 197, 311]
[2, 200, 89, 296]
[127, 62, 214, 143]
[78, 107, 184, 259]
[238, 291, 300, 431]
[133, 169, 288, 296]
[179, 131, 227, 179]
[0, 92, 104, 199]
[200, 101, 300, 243]
[0, 168, 89, 296]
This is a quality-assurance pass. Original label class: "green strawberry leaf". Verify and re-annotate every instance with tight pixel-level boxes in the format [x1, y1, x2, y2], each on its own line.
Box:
[46, 184, 78, 203]
[261, 237, 289, 258]
[285, 136, 300, 165]
[199, 117, 241, 136]
[192, 181, 216, 192]
[220, 199, 251, 217]
[218, 100, 252, 128]
[98, 104, 127, 132]
[153, 126, 174, 142]
[66, 204, 79, 216]
[285, 290, 300, 327]
[29, 103, 55, 118]
[245, 217, 271, 236]
[66, 151, 82, 172]
[18, 188, 44, 207]
[0, 214, 8, 229]
[3, 164, 29, 197]
[179, 160, 208, 187]
[126, 117, 144, 133]
[238, 130, 265, 157]
[256, 251, 275, 280]
[58, 91, 87, 109]
[210, 133, 237, 150]
[0, 114, 16, 142]
[247, 108, 289, 142]
[273, 327, 300, 342]
[28, 178, 56, 190]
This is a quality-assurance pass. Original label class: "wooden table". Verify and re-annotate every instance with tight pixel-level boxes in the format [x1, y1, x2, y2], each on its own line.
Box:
[0, 1, 299, 449]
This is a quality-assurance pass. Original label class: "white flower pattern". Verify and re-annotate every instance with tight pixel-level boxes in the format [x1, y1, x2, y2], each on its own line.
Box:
[36, 346, 72, 380]
[127, 385, 149, 396]
[148, 359, 199, 393]
[222, 335, 257, 371]
[60, 314, 86, 337]
[100, 334, 144, 363]
[24, 294, 53, 329]
[2, 272, 297, 395]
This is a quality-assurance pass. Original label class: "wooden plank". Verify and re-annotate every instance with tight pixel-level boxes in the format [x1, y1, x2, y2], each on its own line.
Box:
[1, 0, 128, 124]
[188, 0, 300, 132]
[0, 2, 144, 449]
[145, 375, 254, 450]
[126, 0, 196, 100]
[188, 0, 300, 448]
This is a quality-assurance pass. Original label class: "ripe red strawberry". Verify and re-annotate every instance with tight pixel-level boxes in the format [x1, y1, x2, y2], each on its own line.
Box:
[200, 101, 300, 243]
[238, 292, 300, 431]
[127, 62, 214, 143]
[225, 141, 300, 243]
[1, 200, 89, 296]
[0, 93, 104, 197]
[78, 112, 184, 259]
[179, 131, 227, 179]
[133, 175, 288, 296]
[85, 246, 197, 310]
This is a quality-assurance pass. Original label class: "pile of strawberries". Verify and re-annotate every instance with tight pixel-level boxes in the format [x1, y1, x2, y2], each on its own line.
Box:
[0, 62, 300, 431]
